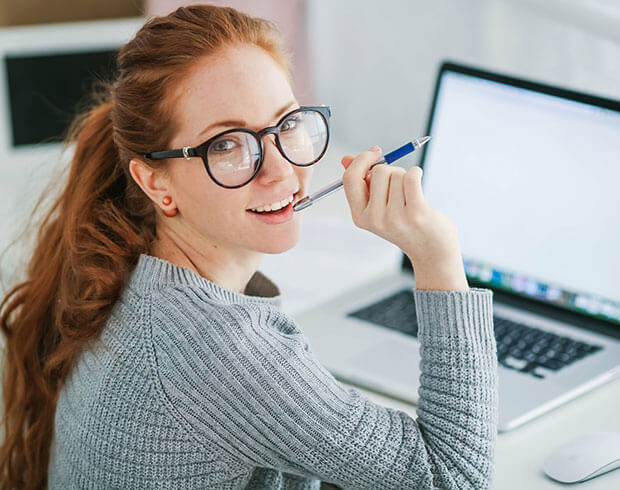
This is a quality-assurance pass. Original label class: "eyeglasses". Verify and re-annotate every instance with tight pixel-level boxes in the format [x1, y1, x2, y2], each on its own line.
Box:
[144, 106, 331, 189]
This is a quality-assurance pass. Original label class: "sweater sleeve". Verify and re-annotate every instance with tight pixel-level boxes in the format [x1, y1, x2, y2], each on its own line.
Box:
[147, 285, 498, 490]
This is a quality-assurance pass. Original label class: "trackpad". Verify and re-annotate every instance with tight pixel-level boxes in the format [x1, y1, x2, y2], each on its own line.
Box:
[346, 340, 421, 390]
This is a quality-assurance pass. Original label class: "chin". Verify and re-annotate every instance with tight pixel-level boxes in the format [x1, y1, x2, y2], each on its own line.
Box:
[255, 226, 302, 254]
[264, 244, 297, 254]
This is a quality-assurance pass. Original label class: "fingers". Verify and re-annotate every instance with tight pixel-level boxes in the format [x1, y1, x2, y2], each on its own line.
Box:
[403, 165, 424, 208]
[341, 147, 383, 214]
[342, 148, 421, 227]
[341, 155, 355, 169]
[366, 163, 405, 205]
[388, 167, 407, 207]
[367, 163, 391, 208]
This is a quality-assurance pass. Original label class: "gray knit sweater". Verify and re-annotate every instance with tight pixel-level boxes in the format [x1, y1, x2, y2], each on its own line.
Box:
[48, 253, 498, 489]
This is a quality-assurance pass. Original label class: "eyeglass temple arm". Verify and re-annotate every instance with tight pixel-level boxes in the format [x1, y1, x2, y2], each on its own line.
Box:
[144, 146, 198, 160]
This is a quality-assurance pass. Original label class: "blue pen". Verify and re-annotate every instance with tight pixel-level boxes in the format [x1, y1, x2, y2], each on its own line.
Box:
[293, 136, 431, 212]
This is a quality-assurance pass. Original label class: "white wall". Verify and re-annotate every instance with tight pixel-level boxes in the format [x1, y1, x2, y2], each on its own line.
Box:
[306, 0, 620, 156]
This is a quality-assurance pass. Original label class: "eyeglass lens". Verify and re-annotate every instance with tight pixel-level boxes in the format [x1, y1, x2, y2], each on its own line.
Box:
[206, 110, 328, 187]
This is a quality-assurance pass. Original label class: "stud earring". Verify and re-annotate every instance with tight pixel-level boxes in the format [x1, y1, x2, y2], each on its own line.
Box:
[161, 196, 178, 217]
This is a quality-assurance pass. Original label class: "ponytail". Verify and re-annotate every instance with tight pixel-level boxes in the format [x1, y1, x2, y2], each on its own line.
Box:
[0, 94, 151, 488]
[0, 4, 292, 488]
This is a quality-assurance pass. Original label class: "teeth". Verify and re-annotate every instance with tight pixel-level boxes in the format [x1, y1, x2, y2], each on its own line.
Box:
[250, 194, 295, 213]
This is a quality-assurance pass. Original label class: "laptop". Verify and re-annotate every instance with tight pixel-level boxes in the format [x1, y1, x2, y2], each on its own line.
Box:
[295, 61, 620, 432]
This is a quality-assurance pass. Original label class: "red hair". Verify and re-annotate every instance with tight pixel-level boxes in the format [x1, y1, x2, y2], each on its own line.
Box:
[0, 5, 291, 488]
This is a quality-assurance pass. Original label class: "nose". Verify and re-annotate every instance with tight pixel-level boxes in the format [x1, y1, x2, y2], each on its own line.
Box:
[255, 134, 294, 184]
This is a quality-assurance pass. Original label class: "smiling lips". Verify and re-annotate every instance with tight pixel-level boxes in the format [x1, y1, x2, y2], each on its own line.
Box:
[249, 194, 294, 213]
[248, 189, 299, 213]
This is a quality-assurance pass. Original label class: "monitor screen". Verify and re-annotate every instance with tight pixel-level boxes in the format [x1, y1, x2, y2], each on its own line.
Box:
[419, 64, 620, 325]
[4, 49, 118, 147]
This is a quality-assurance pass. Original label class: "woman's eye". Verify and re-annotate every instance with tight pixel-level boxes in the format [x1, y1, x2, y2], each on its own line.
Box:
[281, 116, 300, 132]
[212, 139, 236, 152]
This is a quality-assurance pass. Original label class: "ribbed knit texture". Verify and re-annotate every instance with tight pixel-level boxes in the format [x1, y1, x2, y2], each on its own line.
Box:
[48, 254, 498, 489]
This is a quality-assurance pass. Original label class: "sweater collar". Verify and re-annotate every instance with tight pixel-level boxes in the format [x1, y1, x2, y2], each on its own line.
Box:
[129, 253, 282, 307]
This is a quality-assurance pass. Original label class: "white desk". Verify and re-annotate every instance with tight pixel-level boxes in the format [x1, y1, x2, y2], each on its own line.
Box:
[340, 378, 620, 489]
[260, 143, 620, 489]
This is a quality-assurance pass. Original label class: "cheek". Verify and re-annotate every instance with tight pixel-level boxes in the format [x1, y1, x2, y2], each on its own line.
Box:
[174, 165, 209, 206]
[180, 187, 250, 239]
[297, 166, 314, 186]
[172, 163, 229, 217]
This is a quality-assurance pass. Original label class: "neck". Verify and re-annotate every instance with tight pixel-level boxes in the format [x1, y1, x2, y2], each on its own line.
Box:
[151, 224, 262, 294]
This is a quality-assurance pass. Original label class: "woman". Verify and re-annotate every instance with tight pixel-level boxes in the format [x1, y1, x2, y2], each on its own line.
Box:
[0, 5, 498, 489]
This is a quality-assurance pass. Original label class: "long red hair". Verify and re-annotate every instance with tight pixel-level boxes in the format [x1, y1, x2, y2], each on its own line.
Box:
[0, 5, 291, 488]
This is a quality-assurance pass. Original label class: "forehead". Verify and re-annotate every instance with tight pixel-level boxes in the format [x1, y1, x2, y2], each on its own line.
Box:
[171, 44, 294, 137]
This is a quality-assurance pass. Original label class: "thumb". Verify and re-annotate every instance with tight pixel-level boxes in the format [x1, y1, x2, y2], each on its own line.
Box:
[341, 155, 355, 169]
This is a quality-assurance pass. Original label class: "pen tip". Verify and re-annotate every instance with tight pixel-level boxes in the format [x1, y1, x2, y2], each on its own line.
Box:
[418, 136, 431, 145]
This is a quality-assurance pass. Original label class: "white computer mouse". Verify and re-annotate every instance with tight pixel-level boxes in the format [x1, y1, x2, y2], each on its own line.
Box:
[543, 432, 620, 483]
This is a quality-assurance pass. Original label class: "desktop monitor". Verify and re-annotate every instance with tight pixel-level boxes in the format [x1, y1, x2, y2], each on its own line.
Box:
[0, 17, 143, 289]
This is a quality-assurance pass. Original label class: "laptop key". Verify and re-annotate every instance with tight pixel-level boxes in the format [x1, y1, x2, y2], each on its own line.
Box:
[500, 356, 527, 370]
[539, 359, 564, 371]
[531, 344, 543, 354]
[520, 362, 545, 378]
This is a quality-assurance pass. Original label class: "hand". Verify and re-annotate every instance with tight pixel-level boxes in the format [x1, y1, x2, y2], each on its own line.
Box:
[341, 146, 469, 291]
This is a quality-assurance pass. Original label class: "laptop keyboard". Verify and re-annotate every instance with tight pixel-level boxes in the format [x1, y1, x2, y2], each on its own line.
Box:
[347, 288, 604, 379]
[348, 289, 420, 337]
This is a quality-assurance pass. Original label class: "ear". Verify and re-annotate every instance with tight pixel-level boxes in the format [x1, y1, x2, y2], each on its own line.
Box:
[129, 158, 173, 211]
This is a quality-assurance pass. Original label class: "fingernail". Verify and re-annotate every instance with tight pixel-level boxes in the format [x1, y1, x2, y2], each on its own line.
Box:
[369, 145, 380, 152]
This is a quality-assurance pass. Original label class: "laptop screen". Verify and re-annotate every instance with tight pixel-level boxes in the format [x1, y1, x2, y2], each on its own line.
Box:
[417, 62, 620, 326]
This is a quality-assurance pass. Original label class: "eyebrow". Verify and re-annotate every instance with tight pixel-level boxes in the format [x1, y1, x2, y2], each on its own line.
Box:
[198, 101, 298, 138]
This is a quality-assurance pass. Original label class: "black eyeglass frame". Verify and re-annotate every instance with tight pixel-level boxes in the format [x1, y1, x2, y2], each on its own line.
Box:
[144, 105, 331, 189]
